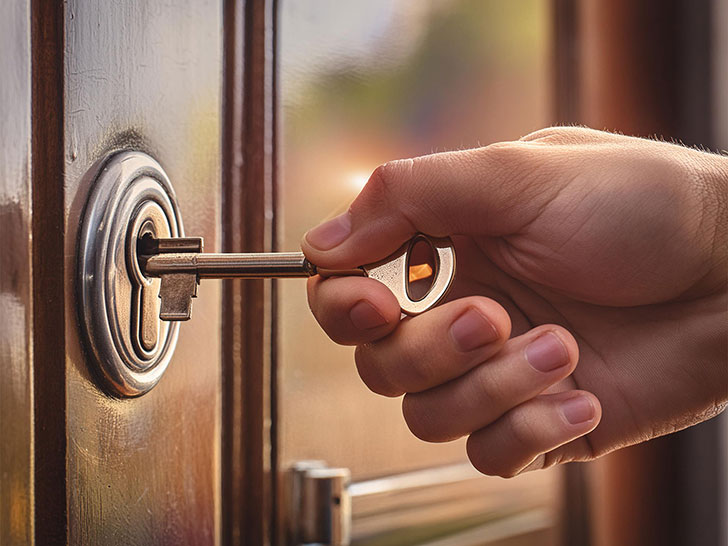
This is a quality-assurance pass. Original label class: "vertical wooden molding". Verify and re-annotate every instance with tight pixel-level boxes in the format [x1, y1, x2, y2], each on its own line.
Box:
[552, 2, 592, 545]
[578, 1, 719, 545]
[269, 1, 280, 543]
[30, 0, 67, 543]
[553, 0, 581, 125]
[222, 0, 276, 544]
[222, 2, 246, 543]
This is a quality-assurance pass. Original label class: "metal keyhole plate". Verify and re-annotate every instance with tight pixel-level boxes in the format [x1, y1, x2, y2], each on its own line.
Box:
[78, 151, 183, 397]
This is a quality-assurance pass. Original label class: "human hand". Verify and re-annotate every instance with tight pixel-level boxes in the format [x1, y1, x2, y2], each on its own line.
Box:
[302, 127, 728, 477]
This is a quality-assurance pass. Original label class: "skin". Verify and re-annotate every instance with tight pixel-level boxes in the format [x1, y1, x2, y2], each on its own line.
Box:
[302, 127, 728, 478]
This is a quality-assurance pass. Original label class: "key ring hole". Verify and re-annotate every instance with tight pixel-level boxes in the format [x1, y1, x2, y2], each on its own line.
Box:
[406, 236, 438, 302]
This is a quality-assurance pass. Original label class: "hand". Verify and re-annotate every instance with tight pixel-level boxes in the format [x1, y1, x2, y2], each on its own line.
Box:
[302, 127, 728, 477]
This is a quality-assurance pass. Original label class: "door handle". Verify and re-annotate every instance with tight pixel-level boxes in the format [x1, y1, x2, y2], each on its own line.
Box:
[290, 462, 352, 546]
[289, 461, 484, 545]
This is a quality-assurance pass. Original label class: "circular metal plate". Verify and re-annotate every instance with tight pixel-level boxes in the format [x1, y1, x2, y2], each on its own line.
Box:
[78, 151, 183, 397]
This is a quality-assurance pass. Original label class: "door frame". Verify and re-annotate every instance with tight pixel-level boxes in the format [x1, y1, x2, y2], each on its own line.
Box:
[221, 1, 279, 545]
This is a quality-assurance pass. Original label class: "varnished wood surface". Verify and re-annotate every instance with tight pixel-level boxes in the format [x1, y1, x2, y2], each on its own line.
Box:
[552, 3, 591, 545]
[31, 1, 67, 544]
[579, 2, 722, 546]
[222, 0, 277, 544]
[221, 2, 248, 540]
[0, 2, 34, 544]
[62, 2, 223, 544]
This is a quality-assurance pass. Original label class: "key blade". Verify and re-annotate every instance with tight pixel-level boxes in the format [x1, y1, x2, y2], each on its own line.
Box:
[139, 235, 203, 255]
[145, 252, 316, 278]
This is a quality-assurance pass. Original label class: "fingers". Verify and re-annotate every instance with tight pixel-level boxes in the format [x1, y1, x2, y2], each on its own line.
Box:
[301, 142, 574, 269]
[354, 297, 512, 397]
[306, 275, 402, 345]
[401, 326, 579, 442]
[466, 391, 601, 478]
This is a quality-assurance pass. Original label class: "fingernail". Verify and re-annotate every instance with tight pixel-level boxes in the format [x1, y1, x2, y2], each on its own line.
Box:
[560, 395, 595, 425]
[525, 332, 569, 372]
[449, 309, 499, 352]
[305, 212, 352, 250]
[350, 301, 387, 330]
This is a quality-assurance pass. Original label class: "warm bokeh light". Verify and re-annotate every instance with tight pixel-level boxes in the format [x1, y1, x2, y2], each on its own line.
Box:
[346, 170, 372, 193]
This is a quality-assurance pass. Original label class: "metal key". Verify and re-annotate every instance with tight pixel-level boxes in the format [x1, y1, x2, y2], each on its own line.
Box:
[138, 234, 456, 321]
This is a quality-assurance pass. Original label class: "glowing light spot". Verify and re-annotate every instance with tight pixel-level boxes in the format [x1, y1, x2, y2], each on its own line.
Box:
[347, 171, 371, 192]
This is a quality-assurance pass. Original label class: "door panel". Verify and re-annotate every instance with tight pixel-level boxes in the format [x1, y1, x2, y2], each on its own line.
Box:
[0, 2, 33, 544]
[63, 2, 222, 543]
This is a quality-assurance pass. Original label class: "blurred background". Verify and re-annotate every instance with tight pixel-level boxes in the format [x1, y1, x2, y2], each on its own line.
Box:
[274, 1, 727, 545]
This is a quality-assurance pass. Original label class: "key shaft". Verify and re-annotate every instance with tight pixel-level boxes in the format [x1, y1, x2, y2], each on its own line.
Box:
[144, 251, 318, 278]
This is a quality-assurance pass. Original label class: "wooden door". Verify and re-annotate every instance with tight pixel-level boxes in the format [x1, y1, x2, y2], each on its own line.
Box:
[2, 2, 225, 544]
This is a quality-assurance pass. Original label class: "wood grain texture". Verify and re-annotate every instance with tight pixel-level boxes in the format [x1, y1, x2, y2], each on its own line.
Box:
[578, 2, 722, 545]
[221, 1, 247, 543]
[31, 1, 67, 543]
[552, 3, 591, 545]
[0, 1, 34, 544]
[221, 0, 277, 544]
[553, 0, 581, 125]
[63, 2, 223, 544]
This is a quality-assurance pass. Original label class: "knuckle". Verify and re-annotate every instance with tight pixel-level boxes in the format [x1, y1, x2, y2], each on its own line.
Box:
[351, 164, 395, 216]
[373, 158, 411, 182]
[507, 409, 540, 453]
[354, 159, 416, 224]
[483, 140, 531, 161]
[360, 335, 434, 394]
[480, 141, 540, 184]
[369, 160, 411, 197]
[540, 449, 567, 470]
[466, 435, 521, 478]
[402, 394, 449, 442]
[520, 126, 592, 144]
[393, 336, 437, 392]
[354, 345, 402, 397]
[315, 314, 357, 346]
[472, 364, 507, 410]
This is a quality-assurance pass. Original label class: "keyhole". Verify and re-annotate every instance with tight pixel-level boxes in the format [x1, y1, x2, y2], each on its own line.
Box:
[135, 227, 162, 353]
[406, 237, 437, 301]
[127, 207, 168, 358]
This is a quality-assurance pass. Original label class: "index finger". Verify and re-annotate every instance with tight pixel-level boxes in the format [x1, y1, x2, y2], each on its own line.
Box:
[307, 275, 401, 346]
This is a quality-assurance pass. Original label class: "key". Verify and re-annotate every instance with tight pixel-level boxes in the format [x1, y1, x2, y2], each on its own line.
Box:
[138, 234, 456, 321]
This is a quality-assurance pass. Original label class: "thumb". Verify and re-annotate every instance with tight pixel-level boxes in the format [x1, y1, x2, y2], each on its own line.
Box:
[301, 141, 564, 268]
